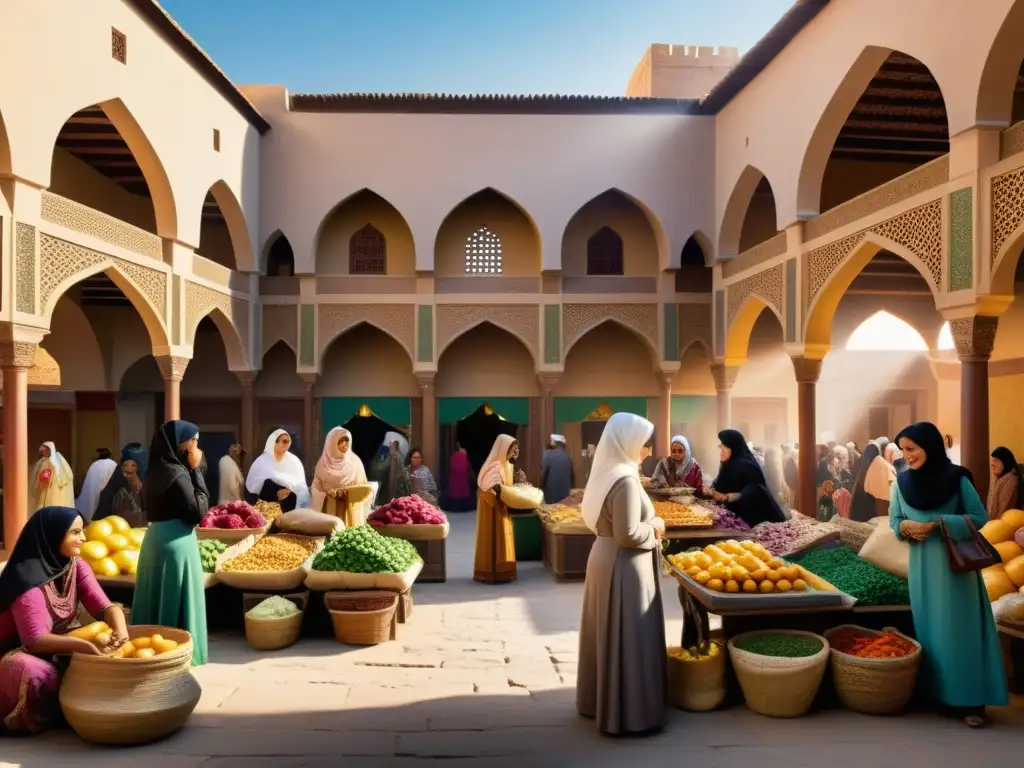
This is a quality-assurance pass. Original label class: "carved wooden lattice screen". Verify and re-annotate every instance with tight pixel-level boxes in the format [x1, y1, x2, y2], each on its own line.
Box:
[586, 226, 623, 275]
[350, 224, 386, 274]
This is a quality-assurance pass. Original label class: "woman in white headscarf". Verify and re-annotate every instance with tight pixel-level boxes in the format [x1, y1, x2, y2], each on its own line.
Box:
[310, 427, 372, 526]
[245, 430, 310, 513]
[577, 413, 666, 737]
[369, 430, 411, 506]
[650, 434, 704, 490]
[29, 442, 75, 512]
[75, 455, 118, 521]
[473, 433, 519, 584]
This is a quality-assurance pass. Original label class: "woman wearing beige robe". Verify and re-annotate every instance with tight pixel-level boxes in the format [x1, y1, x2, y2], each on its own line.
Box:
[577, 412, 667, 736]
[474, 434, 519, 584]
[29, 442, 75, 513]
[310, 427, 371, 527]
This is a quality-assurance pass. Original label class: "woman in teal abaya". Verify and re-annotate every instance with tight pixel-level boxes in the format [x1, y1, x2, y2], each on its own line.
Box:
[889, 422, 1007, 728]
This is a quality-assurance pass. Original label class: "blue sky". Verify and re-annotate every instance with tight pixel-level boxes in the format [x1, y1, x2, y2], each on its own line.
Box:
[159, 0, 793, 95]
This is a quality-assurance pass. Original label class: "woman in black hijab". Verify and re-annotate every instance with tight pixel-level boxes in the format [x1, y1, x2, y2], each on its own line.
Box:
[707, 429, 786, 526]
[94, 443, 147, 526]
[849, 442, 882, 522]
[890, 422, 1004, 728]
[130, 421, 209, 666]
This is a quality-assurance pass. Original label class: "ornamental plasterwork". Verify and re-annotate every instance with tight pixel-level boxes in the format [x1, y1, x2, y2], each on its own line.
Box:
[38, 234, 168, 322]
[318, 304, 416, 360]
[436, 304, 539, 361]
[726, 264, 784, 326]
[990, 165, 1024, 264]
[155, 355, 190, 381]
[261, 304, 298, 356]
[677, 302, 712, 357]
[949, 316, 999, 360]
[184, 280, 250, 356]
[16, 223, 37, 314]
[1000, 122, 1024, 160]
[562, 303, 658, 356]
[40, 192, 163, 260]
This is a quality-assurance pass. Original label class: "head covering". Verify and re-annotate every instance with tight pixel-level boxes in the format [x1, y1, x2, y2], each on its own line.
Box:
[883, 442, 901, 464]
[894, 422, 974, 511]
[714, 429, 768, 493]
[550, 434, 566, 445]
[667, 434, 696, 481]
[75, 457, 118, 520]
[38, 441, 68, 484]
[143, 420, 200, 509]
[581, 413, 653, 533]
[992, 446, 1018, 478]
[0, 506, 80, 613]
[315, 427, 367, 489]
[477, 434, 518, 492]
[121, 442, 148, 479]
[244, 429, 311, 506]
[876, 436, 891, 452]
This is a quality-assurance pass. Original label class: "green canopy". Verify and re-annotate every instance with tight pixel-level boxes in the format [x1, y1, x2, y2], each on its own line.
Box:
[321, 397, 411, 430]
[553, 397, 648, 424]
[438, 397, 530, 425]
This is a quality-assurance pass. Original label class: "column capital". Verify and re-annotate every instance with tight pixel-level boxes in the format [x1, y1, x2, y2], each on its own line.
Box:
[790, 356, 823, 384]
[299, 372, 318, 390]
[537, 372, 561, 394]
[233, 370, 257, 389]
[655, 369, 674, 390]
[710, 363, 740, 391]
[155, 354, 190, 382]
[415, 372, 435, 392]
[950, 315, 998, 362]
[0, 340, 38, 369]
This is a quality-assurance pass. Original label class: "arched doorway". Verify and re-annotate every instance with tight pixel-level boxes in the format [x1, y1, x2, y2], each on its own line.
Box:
[263, 231, 295, 276]
[676, 234, 713, 293]
[315, 189, 414, 277]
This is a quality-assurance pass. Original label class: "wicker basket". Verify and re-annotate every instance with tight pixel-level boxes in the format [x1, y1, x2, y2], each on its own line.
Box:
[325, 590, 397, 645]
[667, 644, 726, 712]
[242, 592, 308, 651]
[823, 625, 921, 715]
[727, 630, 830, 718]
[196, 521, 271, 544]
[58, 625, 200, 744]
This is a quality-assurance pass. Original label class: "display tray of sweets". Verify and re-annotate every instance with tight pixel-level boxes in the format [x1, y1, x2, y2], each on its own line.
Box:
[652, 500, 714, 529]
[663, 539, 852, 612]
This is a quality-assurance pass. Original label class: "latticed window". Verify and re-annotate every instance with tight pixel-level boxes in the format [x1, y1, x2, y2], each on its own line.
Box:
[349, 224, 386, 274]
[586, 227, 623, 275]
[465, 227, 503, 274]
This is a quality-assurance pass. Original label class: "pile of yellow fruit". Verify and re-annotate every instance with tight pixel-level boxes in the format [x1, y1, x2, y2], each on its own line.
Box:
[540, 504, 583, 526]
[68, 621, 179, 658]
[668, 643, 721, 662]
[668, 539, 808, 594]
[652, 501, 712, 528]
[81, 517, 145, 578]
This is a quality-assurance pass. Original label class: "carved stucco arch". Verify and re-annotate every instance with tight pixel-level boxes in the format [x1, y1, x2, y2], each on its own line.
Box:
[184, 281, 250, 369]
[718, 165, 780, 259]
[677, 302, 713, 359]
[318, 304, 416, 369]
[261, 304, 298, 358]
[436, 305, 540, 368]
[203, 179, 255, 272]
[724, 294, 785, 364]
[561, 187, 671, 271]
[38, 234, 169, 349]
[562, 303, 658, 363]
[312, 188, 415, 264]
[976, 0, 1024, 128]
[804, 231, 941, 349]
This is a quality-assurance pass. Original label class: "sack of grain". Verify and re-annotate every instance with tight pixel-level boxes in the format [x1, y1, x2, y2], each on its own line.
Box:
[858, 521, 909, 580]
[277, 508, 345, 536]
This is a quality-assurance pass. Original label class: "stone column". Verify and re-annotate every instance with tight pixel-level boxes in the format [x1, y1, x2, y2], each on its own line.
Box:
[235, 371, 257, 470]
[416, 374, 438, 473]
[656, 372, 673, 458]
[1, 339, 35, 549]
[537, 374, 561, 454]
[791, 356, 823, 518]
[156, 355, 189, 423]
[710, 363, 739, 433]
[300, 373, 318, 477]
[951, 316, 998, 500]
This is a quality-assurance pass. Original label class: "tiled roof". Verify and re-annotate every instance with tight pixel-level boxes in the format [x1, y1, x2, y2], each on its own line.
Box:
[289, 93, 704, 115]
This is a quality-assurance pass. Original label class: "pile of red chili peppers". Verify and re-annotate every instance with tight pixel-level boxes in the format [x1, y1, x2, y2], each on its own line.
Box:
[829, 628, 916, 659]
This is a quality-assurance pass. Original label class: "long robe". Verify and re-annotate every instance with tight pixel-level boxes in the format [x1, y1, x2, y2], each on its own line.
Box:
[577, 476, 666, 735]
[889, 477, 1007, 708]
[29, 454, 74, 512]
[541, 448, 575, 504]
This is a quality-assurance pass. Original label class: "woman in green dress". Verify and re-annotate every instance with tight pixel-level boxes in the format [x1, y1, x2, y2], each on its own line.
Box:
[889, 422, 1007, 728]
[131, 420, 209, 665]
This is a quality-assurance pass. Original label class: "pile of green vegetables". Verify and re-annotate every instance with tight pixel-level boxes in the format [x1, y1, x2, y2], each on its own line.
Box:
[734, 632, 823, 658]
[247, 595, 301, 619]
[794, 545, 910, 606]
[313, 524, 421, 574]
[198, 539, 228, 573]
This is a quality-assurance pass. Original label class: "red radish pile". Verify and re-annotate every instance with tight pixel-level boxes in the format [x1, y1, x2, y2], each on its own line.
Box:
[200, 500, 267, 530]
[369, 495, 447, 526]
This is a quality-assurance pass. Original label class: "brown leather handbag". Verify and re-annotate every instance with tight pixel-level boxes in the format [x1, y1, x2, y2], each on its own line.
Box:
[939, 496, 1001, 573]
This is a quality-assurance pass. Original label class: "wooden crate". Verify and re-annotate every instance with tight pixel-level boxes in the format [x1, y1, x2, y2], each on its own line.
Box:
[542, 525, 595, 582]
[409, 538, 446, 583]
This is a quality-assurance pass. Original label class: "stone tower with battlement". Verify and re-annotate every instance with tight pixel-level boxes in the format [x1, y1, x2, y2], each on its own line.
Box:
[626, 44, 740, 100]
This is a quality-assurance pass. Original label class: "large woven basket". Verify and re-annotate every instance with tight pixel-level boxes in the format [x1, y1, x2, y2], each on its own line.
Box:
[823, 625, 921, 715]
[58, 625, 201, 744]
[667, 644, 726, 712]
[325, 591, 397, 645]
[242, 592, 307, 651]
[727, 630, 829, 718]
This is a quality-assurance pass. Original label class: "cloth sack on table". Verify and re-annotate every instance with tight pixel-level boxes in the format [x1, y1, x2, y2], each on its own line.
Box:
[276, 508, 344, 536]
[858, 520, 910, 579]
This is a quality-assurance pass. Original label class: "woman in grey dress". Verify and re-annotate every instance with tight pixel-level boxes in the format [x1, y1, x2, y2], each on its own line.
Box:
[577, 412, 667, 736]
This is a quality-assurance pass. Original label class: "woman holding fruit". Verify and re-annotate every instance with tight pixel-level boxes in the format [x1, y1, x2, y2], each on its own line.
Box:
[0, 506, 127, 733]
[246, 429, 311, 513]
[890, 422, 1006, 728]
[131, 420, 209, 665]
[577, 412, 667, 736]
[474, 434, 520, 584]
[310, 427, 371, 526]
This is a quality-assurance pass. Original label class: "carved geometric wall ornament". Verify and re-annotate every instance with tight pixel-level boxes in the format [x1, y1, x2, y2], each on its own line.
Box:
[40, 192, 162, 259]
[949, 315, 999, 361]
[991, 166, 1024, 264]
[38, 234, 168, 322]
[562, 303, 658, 357]
[318, 303, 416, 361]
[677, 302, 712, 357]
[155, 355, 190, 382]
[804, 232, 866, 308]
[15, 223, 37, 314]
[726, 263, 784, 326]
[261, 304, 298, 356]
[184, 281, 250, 359]
[437, 304, 539, 362]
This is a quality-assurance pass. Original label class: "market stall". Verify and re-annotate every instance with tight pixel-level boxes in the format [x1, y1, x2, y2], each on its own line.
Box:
[368, 495, 449, 582]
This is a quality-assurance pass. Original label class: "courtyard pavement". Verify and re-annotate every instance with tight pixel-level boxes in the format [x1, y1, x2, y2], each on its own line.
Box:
[3, 513, 1022, 767]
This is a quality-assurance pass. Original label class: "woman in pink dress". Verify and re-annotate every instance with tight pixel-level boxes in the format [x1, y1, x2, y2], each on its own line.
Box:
[0, 506, 127, 733]
[441, 443, 476, 512]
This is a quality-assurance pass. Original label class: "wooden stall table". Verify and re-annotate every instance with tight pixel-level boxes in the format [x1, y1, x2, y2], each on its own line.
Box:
[541, 523, 595, 582]
[997, 622, 1024, 694]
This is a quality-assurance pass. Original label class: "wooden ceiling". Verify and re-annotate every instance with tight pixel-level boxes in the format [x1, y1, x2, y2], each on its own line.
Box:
[55, 105, 224, 223]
